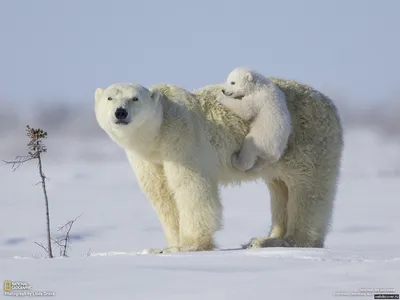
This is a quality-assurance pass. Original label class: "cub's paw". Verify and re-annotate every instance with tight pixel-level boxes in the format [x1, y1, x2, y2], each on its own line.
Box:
[246, 157, 267, 173]
[215, 94, 228, 104]
[232, 152, 252, 172]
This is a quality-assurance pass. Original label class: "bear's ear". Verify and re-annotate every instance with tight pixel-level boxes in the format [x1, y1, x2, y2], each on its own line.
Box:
[95, 88, 104, 102]
[150, 89, 161, 103]
[245, 72, 253, 82]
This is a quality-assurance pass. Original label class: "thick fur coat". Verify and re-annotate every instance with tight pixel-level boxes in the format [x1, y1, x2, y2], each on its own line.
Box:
[218, 67, 292, 171]
[94, 78, 343, 253]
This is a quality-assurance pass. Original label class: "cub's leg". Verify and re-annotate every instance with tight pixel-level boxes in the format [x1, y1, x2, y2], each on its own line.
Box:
[163, 161, 222, 252]
[126, 152, 180, 249]
[232, 135, 259, 171]
[245, 111, 291, 173]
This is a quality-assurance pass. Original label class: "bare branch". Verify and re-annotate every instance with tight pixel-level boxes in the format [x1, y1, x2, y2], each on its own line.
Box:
[53, 213, 83, 257]
[2, 156, 36, 171]
[51, 238, 63, 247]
[51, 238, 64, 257]
[34, 242, 49, 255]
[58, 214, 83, 232]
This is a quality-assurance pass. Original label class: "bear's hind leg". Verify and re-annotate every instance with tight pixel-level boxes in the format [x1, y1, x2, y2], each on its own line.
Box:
[246, 181, 333, 249]
[283, 183, 334, 248]
[164, 161, 222, 252]
[243, 178, 289, 248]
[262, 180, 335, 248]
[267, 179, 288, 238]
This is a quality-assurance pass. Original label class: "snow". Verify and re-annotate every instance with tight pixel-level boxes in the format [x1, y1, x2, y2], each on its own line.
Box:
[1, 129, 400, 299]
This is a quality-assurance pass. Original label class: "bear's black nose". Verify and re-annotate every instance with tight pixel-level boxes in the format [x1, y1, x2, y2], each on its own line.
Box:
[115, 107, 128, 120]
[221, 89, 226, 94]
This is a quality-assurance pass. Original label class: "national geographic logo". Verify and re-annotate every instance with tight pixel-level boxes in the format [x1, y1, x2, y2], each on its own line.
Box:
[3, 281, 55, 297]
[3, 281, 32, 291]
[3, 281, 12, 291]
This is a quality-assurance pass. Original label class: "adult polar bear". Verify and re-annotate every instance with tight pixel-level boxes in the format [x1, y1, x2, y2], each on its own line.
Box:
[94, 78, 343, 253]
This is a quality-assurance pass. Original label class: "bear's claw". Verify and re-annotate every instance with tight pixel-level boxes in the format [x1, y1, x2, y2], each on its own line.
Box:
[243, 236, 296, 248]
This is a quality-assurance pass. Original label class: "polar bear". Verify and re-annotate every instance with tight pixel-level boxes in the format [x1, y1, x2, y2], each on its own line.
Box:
[218, 67, 292, 172]
[94, 78, 343, 253]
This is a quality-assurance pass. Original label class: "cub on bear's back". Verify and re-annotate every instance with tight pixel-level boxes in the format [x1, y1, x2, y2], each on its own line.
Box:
[153, 78, 342, 174]
[151, 78, 342, 184]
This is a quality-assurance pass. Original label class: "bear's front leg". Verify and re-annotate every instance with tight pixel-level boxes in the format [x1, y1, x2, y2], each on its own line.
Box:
[126, 152, 180, 249]
[163, 161, 222, 252]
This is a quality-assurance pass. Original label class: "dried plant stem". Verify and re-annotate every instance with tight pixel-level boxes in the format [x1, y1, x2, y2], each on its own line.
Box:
[37, 153, 53, 258]
[3, 126, 54, 258]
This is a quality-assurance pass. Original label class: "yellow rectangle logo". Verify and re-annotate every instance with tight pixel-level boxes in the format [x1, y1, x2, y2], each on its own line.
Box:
[4, 281, 12, 291]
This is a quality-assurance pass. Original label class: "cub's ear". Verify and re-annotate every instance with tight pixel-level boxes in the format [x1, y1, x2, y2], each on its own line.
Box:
[245, 72, 253, 82]
[94, 88, 104, 102]
[150, 88, 161, 102]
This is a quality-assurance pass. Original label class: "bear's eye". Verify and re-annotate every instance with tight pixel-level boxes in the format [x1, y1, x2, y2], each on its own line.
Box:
[107, 97, 112, 101]
[132, 97, 138, 102]
[230, 81, 235, 85]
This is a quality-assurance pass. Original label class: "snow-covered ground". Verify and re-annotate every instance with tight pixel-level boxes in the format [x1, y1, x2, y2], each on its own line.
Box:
[1, 128, 399, 299]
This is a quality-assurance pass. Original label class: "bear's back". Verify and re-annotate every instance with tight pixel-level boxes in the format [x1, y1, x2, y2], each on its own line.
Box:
[151, 81, 342, 174]
[270, 77, 343, 170]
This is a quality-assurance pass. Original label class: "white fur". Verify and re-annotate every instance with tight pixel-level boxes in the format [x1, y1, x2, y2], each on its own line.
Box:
[94, 79, 343, 253]
[95, 84, 221, 252]
[218, 67, 292, 171]
[94, 84, 164, 162]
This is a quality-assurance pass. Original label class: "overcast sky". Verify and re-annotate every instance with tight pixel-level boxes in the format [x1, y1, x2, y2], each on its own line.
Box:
[1, 0, 399, 107]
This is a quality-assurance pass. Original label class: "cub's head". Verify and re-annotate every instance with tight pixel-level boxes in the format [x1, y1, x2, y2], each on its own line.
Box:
[94, 83, 163, 146]
[221, 67, 256, 100]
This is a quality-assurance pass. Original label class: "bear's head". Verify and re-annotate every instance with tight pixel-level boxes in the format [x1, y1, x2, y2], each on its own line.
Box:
[94, 83, 163, 149]
[221, 67, 256, 100]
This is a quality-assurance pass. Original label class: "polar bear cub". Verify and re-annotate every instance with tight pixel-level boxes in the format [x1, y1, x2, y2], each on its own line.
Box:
[218, 67, 292, 172]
